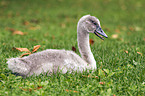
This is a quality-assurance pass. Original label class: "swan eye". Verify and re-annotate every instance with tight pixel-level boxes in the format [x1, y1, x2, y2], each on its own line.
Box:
[90, 20, 97, 25]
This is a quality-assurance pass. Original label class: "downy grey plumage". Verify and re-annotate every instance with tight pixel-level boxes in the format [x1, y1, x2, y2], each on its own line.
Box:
[7, 15, 108, 77]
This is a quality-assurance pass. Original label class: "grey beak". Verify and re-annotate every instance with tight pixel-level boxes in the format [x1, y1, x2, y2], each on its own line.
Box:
[94, 26, 108, 40]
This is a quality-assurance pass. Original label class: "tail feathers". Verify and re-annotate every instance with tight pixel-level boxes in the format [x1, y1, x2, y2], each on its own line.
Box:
[7, 58, 30, 76]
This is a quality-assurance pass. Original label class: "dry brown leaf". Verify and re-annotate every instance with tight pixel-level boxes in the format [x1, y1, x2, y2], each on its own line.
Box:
[73, 90, 79, 93]
[19, 86, 42, 92]
[6, 27, 27, 35]
[104, 28, 111, 32]
[23, 21, 30, 25]
[13, 45, 41, 57]
[15, 48, 30, 52]
[20, 52, 31, 57]
[72, 46, 76, 52]
[129, 27, 135, 31]
[3, 43, 6, 45]
[135, 26, 142, 31]
[12, 30, 25, 35]
[35, 86, 43, 90]
[82, 75, 99, 79]
[89, 39, 94, 45]
[113, 95, 116, 96]
[61, 23, 66, 28]
[30, 19, 39, 24]
[111, 34, 118, 39]
[7, 28, 15, 32]
[115, 29, 120, 33]
[65, 89, 69, 92]
[99, 82, 105, 85]
[52, 35, 55, 40]
[65, 89, 79, 93]
[32, 45, 41, 53]
[143, 38, 145, 41]
[19, 87, 32, 92]
[137, 52, 142, 56]
[125, 51, 128, 54]
[121, 26, 127, 31]
[19, 87, 27, 91]
[29, 26, 40, 30]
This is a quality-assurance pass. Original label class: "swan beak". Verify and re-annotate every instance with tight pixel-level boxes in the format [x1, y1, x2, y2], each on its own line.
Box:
[94, 26, 108, 40]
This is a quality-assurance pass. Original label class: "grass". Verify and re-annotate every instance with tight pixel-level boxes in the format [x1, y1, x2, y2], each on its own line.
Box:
[0, 0, 145, 95]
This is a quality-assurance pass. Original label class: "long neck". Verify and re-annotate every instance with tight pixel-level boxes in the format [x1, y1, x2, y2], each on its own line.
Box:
[77, 26, 96, 69]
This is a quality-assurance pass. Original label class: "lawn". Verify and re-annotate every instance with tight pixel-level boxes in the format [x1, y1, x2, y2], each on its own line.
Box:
[0, 0, 145, 95]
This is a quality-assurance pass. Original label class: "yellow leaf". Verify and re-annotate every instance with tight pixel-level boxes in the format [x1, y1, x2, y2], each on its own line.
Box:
[111, 34, 118, 39]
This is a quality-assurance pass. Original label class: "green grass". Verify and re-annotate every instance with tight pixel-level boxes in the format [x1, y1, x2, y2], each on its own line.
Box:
[0, 0, 145, 95]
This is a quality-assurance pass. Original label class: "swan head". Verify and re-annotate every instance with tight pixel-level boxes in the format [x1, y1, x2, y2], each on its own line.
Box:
[78, 15, 108, 40]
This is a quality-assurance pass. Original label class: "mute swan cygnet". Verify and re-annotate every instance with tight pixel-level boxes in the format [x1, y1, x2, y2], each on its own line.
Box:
[7, 15, 108, 77]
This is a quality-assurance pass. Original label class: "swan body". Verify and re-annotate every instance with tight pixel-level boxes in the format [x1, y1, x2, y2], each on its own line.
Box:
[7, 15, 108, 77]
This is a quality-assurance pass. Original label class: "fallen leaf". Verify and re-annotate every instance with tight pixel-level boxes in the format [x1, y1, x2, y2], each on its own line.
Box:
[12, 30, 25, 35]
[113, 95, 116, 96]
[89, 39, 94, 45]
[65, 89, 79, 93]
[125, 51, 128, 54]
[115, 29, 120, 33]
[129, 27, 135, 31]
[2, 43, 6, 45]
[30, 19, 39, 24]
[121, 26, 127, 31]
[36, 86, 43, 90]
[20, 52, 31, 57]
[121, 5, 126, 10]
[19, 86, 42, 92]
[73, 90, 79, 93]
[23, 21, 30, 25]
[61, 23, 66, 28]
[127, 32, 131, 35]
[65, 89, 69, 92]
[19, 87, 27, 91]
[6, 28, 15, 32]
[6, 27, 27, 35]
[72, 46, 76, 52]
[111, 34, 118, 39]
[13, 45, 41, 57]
[99, 82, 105, 85]
[29, 26, 40, 30]
[137, 52, 142, 56]
[135, 26, 142, 31]
[143, 38, 145, 41]
[82, 75, 99, 79]
[104, 28, 111, 32]
[52, 35, 55, 40]
[14, 48, 30, 52]
[32, 45, 41, 53]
